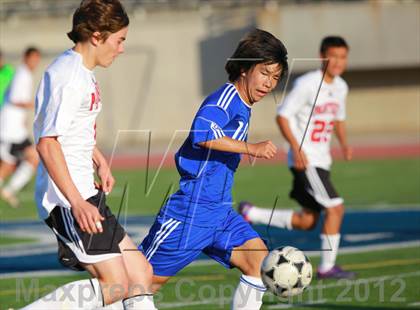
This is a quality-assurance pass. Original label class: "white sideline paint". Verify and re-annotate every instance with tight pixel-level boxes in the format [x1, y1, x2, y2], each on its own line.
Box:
[343, 232, 395, 242]
[0, 269, 77, 279]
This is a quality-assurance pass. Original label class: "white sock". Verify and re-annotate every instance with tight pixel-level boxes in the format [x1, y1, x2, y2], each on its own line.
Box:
[123, 294, 156, 309]
[231, 275, 266, 310]
[319, 234, 341, 272]
[21, 278, 103, 309]
[3, 161, 34, 193]
[248, 207, 293, 230]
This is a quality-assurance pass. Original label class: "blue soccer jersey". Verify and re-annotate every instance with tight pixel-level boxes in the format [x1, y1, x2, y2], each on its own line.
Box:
[141, 83, 262, 276]
[161, 83, 252, 226]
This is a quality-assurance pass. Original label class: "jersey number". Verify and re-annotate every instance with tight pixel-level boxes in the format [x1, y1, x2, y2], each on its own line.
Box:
[311, 120, 334, 142]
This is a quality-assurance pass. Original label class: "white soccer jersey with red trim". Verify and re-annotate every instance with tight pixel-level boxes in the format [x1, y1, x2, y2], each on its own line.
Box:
[34, 49, 101, 219]
[277, 70, 348, 170]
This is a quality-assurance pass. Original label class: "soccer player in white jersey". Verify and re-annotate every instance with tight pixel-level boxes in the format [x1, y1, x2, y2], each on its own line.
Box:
[0, 47, 41, 208]
[22, 1, 156, 309]
[239, 36, 355, 279]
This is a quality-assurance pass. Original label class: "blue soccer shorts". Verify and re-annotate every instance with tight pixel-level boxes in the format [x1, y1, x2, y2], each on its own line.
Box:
[139, 208, 260, 276]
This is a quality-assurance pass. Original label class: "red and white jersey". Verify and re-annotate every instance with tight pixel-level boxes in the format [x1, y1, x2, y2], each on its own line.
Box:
[34, 49, 102, 219]
[277, 70, 348, 170]
[0, 64, 33, 143]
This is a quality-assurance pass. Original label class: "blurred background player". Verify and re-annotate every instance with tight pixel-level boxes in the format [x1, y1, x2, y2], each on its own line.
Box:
[239, 36, 355, 279]
[0, 47, 41, 208]
[22, 1, 156, 309]
[0, 49, 15, 108]
[140, 29, 288, 310]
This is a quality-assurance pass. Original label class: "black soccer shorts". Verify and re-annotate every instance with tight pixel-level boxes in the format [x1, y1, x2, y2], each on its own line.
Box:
[45, 191, 126, 271]
[0, 138, 32, 164]
[289, 166, 344, 212]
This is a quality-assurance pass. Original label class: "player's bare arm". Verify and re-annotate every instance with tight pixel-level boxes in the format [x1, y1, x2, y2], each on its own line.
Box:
[93, 146, 115, 194]
[334, 120, 352, 160]
[36, 137, 104, 234]
[276, 115, 308, 169]
[198, 136, 277, 159]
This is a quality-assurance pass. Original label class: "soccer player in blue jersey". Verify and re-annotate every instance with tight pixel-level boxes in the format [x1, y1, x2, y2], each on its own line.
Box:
[140, 29, 288, 309]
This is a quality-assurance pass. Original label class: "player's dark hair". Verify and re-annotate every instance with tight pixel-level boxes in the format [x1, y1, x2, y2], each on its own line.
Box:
[225, 29, 288, 82]
[24, 46, 41, 58]
[320, 36, 349, 55]
[67, 0, 129, 44]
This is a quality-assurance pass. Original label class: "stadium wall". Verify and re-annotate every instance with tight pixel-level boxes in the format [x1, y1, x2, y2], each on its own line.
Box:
[0, 1, 418, 150]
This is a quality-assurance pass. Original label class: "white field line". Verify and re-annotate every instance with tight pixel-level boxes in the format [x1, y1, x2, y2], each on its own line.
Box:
[0, 269, 78, 280]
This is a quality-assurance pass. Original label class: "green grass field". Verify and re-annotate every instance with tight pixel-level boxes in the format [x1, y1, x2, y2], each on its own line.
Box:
[0, 158, 419, 221]
[1, 247, 419, 309]
[0, 157, 419, 309]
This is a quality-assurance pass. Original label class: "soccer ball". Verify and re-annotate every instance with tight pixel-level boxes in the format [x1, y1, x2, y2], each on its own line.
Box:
[261, 246, 312, 297]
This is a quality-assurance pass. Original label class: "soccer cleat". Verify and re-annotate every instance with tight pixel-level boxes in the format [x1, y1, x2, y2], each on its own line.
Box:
[317, 265, 356, 279]
[0, 188, 20, 208]
[238, 201, 255, 224]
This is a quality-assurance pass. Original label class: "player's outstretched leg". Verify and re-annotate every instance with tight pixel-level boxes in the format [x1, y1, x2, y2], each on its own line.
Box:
[230, 238, 268, 310]
[238, 201, 294, 229]
[117, 235, 157, 309]
[239, 201, 320, 231]
[85, 235, 157, 310]
[317, 204, 355, 279]
[20, 278, 103, 310]
[21, 256, 127, 310]
[22, 233, 156, 310]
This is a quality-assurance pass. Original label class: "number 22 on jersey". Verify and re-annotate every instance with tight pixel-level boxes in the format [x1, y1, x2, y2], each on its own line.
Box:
[311, 120, 334, 142]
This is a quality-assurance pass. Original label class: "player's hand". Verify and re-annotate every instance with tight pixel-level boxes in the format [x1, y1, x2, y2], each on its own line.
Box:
[342, 145, 352, 161]
[249, 141, 277, 159]
[71, 200, 105, 234]
[96, 162, 115, 194]
[292, 148, 308, 170]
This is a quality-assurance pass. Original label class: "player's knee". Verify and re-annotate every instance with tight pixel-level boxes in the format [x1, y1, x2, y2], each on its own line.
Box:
[301, 213, 319, 230]
[99, 274, 130, 301]
[328, 204, 345, 218]
[143, 261, 154, 283]
[125, 261, 154, 295]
